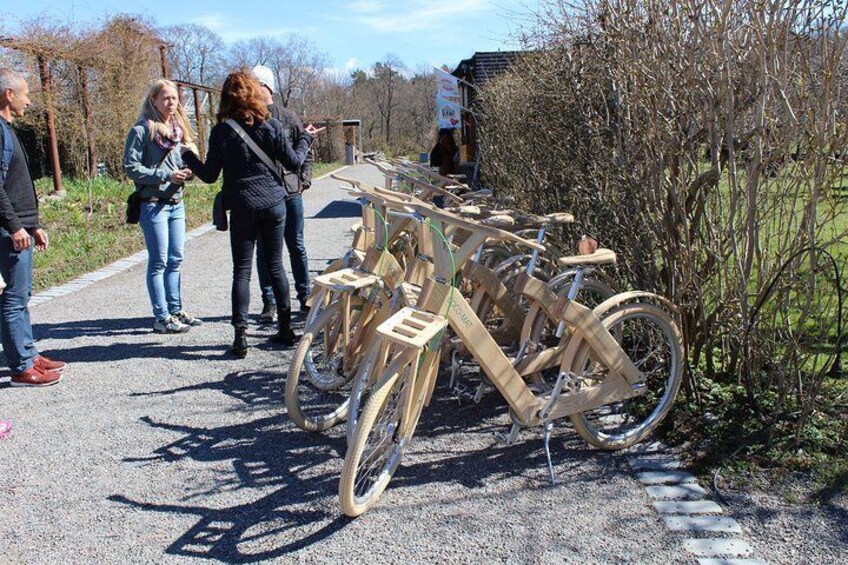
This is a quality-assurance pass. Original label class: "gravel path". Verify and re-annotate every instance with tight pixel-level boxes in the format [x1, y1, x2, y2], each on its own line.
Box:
[3, 162, 831, 564]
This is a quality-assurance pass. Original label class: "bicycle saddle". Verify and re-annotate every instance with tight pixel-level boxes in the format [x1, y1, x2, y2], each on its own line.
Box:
[481, 215, 515, 228]
[558, 248, 617, 267]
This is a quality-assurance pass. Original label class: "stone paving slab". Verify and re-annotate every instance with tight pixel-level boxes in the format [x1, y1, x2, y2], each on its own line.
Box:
[664, 515, 742, 533]
[653, 500, 724, 515]
[637, 470, 697, 485]
[683, 538, 753, 558]
[647, 484, 709, 500]
[698, 559, 768, 565]
[627, 457, 682, 471]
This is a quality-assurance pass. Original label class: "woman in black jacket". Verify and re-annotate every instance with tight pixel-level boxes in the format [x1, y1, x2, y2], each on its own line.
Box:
[182, 69, 321, 357]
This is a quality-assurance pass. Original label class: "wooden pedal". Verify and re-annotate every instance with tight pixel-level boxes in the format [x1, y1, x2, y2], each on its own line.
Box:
[313, 268, 380, 291]
[377, 307, 448, 350]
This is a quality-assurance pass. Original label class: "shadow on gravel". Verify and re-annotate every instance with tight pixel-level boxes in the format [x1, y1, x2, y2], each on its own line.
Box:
[130, 368, 288, 408]
[38, 341, 232, 364]
[111, 368, 353, 561]
[109, 367, 624, 560]
[392, 382, 623, 489]
[30, 316, 308, 365]
[33, 316, 232, 341]
[310, 200, 361, 220]
[724, 489, 848, 545]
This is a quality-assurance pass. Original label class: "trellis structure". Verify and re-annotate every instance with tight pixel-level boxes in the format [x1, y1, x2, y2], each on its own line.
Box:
[0, 31, 217, 188]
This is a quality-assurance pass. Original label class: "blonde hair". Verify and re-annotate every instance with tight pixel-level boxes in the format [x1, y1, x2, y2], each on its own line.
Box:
[138, 79, 196, 149]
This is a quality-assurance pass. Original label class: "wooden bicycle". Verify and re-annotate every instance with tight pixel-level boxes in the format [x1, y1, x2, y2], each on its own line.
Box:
[338, 199, 684, 517]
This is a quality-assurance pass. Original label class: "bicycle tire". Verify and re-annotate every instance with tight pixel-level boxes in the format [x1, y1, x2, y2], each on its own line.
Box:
[286, 301, 354, 432]
[569, 303, 683, 450]
[339, 355, 416, 517]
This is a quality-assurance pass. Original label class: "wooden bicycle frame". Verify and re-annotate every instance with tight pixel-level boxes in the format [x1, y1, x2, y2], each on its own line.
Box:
[393, 204, 647, 429]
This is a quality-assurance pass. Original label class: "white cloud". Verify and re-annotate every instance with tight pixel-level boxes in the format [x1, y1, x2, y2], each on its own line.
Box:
[191, 13, 227, 31]
[343, 58, 360, 73]
[348, 0, 386, 13]
[346, 0, 490, 33]
[190, 12, 295, 41]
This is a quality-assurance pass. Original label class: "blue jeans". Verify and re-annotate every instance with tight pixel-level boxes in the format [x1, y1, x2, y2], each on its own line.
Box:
[231, 200, 289, 328]
[256, 195, 309, 305]
[139, 201, 186, 321]
[0, 228, 38, 374]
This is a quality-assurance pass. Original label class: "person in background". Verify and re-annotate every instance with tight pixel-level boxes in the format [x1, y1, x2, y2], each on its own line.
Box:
[437, 128, 459, 176]
[251, 65, 314, 321]
[0, 68, 66, 386]
[124, 79, 203, 334]
[182, 69, 321, 357]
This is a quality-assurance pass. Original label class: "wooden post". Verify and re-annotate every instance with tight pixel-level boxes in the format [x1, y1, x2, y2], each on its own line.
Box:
[159, 44, 170, 79]
[78, 65, 97, 178]
[192, 88, 205, 160]
[37, 54, 64, 196]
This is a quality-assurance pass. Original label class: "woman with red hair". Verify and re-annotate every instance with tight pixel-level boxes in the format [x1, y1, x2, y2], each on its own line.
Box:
[182, 69, 321, 357]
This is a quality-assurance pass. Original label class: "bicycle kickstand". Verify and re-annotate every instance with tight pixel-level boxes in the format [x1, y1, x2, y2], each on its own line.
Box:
[543, 421, 556, 485]
[538, 370, 572, 486]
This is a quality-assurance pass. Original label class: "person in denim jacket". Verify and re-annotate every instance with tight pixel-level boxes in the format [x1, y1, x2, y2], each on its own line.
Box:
[123, 79, 203, 334]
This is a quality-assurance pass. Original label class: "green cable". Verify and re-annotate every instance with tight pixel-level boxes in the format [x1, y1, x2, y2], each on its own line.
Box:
[424, 218, 457, 320]
[368, 202, 391, 277]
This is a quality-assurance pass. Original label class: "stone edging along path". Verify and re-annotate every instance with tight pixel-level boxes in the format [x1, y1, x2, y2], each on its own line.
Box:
[624, 442, 768, 565]
[29, 165, 349, 308]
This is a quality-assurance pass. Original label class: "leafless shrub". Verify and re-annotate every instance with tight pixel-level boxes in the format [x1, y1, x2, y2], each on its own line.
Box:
[478, 0, 848, 445]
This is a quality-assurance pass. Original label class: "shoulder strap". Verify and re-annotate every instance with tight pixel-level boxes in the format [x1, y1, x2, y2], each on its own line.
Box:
[0, 120, 13, 175]
[225, 119, 284, 181]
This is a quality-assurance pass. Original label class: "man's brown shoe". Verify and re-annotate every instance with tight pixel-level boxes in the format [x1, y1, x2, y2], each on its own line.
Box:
[33, 355, 67, 373]
[10, 367, 61, 387]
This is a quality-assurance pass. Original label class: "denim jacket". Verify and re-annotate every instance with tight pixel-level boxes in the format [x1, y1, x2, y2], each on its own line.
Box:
[123, 119, 187, 202]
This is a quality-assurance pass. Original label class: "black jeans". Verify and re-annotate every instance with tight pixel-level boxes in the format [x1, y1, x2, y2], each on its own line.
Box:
[256, 194, 310, 305]
[230, 200, 289, 328]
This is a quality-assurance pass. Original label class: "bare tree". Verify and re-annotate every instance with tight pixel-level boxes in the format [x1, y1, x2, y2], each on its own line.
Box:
[227, 34, 328, 112]
[160, 23, 225, 86]
[371, 54, 405, 146]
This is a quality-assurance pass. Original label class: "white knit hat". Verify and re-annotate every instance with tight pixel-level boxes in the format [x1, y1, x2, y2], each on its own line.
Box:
[252, 65, 275, 93]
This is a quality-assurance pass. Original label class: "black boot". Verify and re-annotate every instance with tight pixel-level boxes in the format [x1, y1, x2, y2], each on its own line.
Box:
[270, 308, 300, 346]
[259, 301, 277, 324]
[231, 327, 248, 358]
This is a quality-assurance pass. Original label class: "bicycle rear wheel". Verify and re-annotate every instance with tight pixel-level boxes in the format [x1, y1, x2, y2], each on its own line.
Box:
[339, 354, 417, 517]
[286, 300, 363, 432]
[570, 303, 683, 450]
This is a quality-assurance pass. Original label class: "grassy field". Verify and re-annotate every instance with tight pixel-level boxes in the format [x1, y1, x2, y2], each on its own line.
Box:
[32, 162, 343, 292]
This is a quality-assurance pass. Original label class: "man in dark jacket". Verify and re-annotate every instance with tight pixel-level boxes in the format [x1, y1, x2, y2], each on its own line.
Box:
[252, 65, 313, 321]
[0, 69, 66, 386]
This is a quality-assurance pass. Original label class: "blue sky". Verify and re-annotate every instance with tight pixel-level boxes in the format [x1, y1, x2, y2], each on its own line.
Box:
[4, 0, 540, 74]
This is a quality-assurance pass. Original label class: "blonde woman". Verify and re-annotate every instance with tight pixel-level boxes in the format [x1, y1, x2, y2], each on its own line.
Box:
[123, 79, 202, 333]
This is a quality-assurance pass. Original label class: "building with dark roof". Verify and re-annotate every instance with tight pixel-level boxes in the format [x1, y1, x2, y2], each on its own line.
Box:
[451, 51, 525, 166]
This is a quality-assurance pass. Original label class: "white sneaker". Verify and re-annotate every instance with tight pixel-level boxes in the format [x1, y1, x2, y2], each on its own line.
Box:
[174, 311, 203, 326]
[153, 316, 191, 334]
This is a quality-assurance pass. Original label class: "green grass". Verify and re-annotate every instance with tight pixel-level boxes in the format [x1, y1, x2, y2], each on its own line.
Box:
[33, 176, 218, 292]
[32, 162, 344, 292]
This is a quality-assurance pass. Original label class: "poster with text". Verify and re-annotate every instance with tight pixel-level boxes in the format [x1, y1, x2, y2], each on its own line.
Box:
[435, 68, 461, 129]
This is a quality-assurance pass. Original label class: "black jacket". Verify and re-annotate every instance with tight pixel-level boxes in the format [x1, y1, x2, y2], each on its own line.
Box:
[183, 117, 312, 212]
[269, 104, 314, 193]
[0, 117, 39, 233]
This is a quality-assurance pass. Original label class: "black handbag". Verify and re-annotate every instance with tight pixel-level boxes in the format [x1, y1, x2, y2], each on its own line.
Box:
[212, 191, 228, 231]
[126, 191, 141, 224]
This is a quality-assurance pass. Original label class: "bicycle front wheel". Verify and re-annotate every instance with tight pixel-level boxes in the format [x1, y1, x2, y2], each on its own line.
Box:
[339, 355, 416, 517]
[570, 303, 683, 450]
